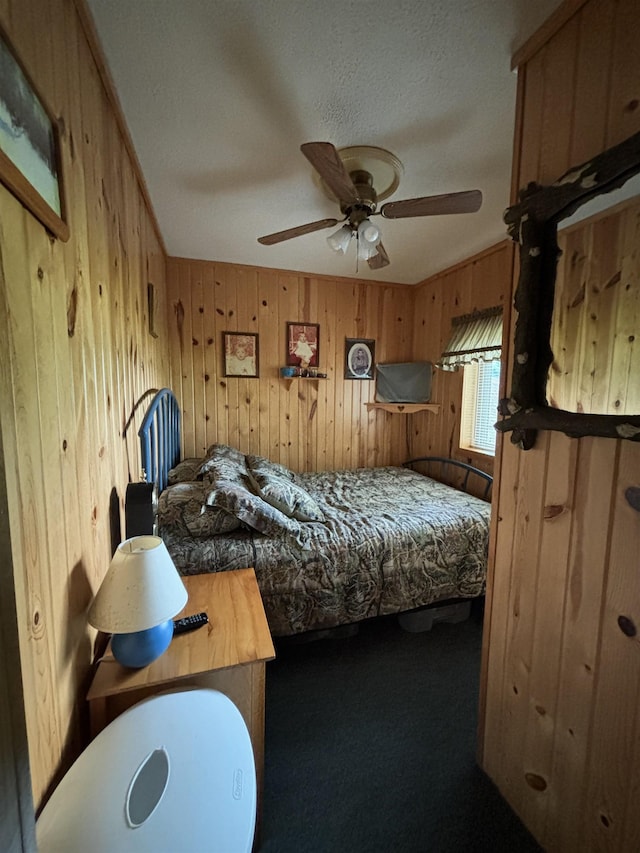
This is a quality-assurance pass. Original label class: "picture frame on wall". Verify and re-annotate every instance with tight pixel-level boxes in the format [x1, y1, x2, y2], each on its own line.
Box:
[223, 332, 259, 378]
[345, 338, 375, 379]
[287, 322, 320, 369]
[147, 283, 158, 338]
[0, 26, 69, 241]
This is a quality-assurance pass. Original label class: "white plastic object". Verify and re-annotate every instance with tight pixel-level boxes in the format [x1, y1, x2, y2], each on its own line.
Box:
[326, 223, 353, 254]
[357, 219, 380, 245]
[37, 688, 256, 853]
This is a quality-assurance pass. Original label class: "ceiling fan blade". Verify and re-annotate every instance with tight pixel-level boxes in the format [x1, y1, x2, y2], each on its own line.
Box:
[257, 218, 339, 246]
[367, 242, 390, 270]
[380, 189, 482, 219]
[300, 142, 359, 207]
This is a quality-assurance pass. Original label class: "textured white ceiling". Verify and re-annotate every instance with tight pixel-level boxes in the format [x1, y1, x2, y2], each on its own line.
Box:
[87, 0, 561, 284]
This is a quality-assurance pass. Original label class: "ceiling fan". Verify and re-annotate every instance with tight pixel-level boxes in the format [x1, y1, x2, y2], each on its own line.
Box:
[257, 142, 483, 270]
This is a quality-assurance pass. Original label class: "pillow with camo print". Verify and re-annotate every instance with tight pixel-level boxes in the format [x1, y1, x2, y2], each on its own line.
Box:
[250, 469, 325, 522]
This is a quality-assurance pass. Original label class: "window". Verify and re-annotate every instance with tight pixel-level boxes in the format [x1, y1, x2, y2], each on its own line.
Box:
[437, 306, 503, 456]
[460, 359, 501, 455]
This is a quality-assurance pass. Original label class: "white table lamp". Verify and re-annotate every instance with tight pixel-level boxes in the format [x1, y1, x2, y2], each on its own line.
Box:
[88, 535, 188, 668]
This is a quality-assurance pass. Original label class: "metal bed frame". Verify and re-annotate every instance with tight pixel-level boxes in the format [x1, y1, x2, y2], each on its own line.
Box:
[403, 456, 493, 500]
[138, 388, 181, 493]
[136, 390, 493, 505]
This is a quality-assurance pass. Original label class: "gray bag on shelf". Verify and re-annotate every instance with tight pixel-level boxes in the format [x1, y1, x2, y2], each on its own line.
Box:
[375, 361, 433, 403]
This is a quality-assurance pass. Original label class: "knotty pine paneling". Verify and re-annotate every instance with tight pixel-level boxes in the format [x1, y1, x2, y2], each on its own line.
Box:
[412, 241, 512, 484]
[480, 1, 640, 850]
[166, 258, 415, 471]
[550, 196, 640, 416]
[0, 0, 169, 808]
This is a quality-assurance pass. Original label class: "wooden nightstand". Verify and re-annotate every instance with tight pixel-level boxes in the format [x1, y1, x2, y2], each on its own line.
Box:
[86, 569, 275, 830]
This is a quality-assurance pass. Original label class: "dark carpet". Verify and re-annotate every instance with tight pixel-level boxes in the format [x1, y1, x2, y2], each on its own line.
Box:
[260, 605, 542, 853]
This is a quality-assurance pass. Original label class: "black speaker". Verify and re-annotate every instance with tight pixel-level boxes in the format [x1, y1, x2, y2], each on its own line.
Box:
[125, 482, 157, 538]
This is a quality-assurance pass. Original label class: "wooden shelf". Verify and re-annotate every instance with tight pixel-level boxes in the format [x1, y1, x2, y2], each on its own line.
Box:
[282, 377, 327, 385]
[366, 402, 441, 414]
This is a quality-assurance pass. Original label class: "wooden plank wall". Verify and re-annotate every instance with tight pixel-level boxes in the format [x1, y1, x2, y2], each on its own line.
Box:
[166, 258, 416, 471]
[480, 1, 640, 850]
[167, 245, 511, 476]
[550, 195, 640, 415]
[412, 241, 512, 486]
[0, 0, 169, 809]
[0, 427, 36, 853]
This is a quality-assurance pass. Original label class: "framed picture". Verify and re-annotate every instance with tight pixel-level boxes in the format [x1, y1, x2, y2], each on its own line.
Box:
[223, 332, 259, 378]
[0, 27, 68, 241]
[287, 322, 319, 369]
[345, 338, 375, 379]
[147, 283, 158, 338]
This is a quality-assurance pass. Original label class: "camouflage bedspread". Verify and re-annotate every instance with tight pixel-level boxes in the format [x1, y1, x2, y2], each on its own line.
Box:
[160, 466, 490, 637]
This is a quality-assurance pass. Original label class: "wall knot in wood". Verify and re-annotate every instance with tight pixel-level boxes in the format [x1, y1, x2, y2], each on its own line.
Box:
[625, 487, 640, 511]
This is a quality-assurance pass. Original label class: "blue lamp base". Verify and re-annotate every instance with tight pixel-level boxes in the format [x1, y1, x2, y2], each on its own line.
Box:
[111, 620, 175, 668]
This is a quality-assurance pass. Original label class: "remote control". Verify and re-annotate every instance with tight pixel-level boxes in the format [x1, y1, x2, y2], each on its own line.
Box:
[173, 612, 209, 635]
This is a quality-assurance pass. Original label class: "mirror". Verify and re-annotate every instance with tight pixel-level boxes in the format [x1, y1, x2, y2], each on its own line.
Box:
[496, 130, 640, 449]
[549, 172, 640, 416]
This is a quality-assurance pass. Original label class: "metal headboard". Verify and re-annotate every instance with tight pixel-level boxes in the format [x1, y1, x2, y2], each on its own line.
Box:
[138, 388, 181, 493]
[403, 456, 493, 500]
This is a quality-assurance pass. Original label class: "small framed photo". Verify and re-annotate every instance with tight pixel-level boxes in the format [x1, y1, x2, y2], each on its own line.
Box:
[223, 332, 259, 378]
[287, 322, 320, 369]
[147, 283, 158, 338]
[345, 338, 375, 379]
[0, 26, 69, 241]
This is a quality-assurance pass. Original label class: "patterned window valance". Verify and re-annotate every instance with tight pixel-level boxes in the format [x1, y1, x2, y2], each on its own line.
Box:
[437, 306, 503, 372]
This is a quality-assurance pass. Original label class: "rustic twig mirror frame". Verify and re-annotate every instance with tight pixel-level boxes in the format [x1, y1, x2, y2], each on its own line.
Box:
[496, 130, 640, 450]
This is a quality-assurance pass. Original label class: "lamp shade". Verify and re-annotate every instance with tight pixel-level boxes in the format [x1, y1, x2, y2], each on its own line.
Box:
[326, 224, 353, 254]
[356, 219, 382, 261]
[88, 536, 188, 634]
[357, 219, 380, 246]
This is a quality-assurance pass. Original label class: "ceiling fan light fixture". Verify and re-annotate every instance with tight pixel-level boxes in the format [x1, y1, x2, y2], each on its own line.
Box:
[258, 142, 483, 271]
[357, 238, 378, 262]
[327, 224, 353, 254]
[357, 218, 381, 246]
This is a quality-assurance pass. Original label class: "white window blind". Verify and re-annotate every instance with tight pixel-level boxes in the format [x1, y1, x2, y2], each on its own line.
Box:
[460, 359, 501, 455]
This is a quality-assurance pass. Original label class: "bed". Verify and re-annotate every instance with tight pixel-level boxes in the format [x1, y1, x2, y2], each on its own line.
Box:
[135, 388, 493, 637]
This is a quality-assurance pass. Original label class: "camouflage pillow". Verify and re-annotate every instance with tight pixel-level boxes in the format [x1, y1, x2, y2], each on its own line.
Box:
[158, 482, 240, 537]
[198, 444, 249, 482]
[205, 443, 246, 464]
[205, 479, 306, 543]
[251, 469, 325, 522]
[167, 458, 203, 485]
[245, 453, 298, 483]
